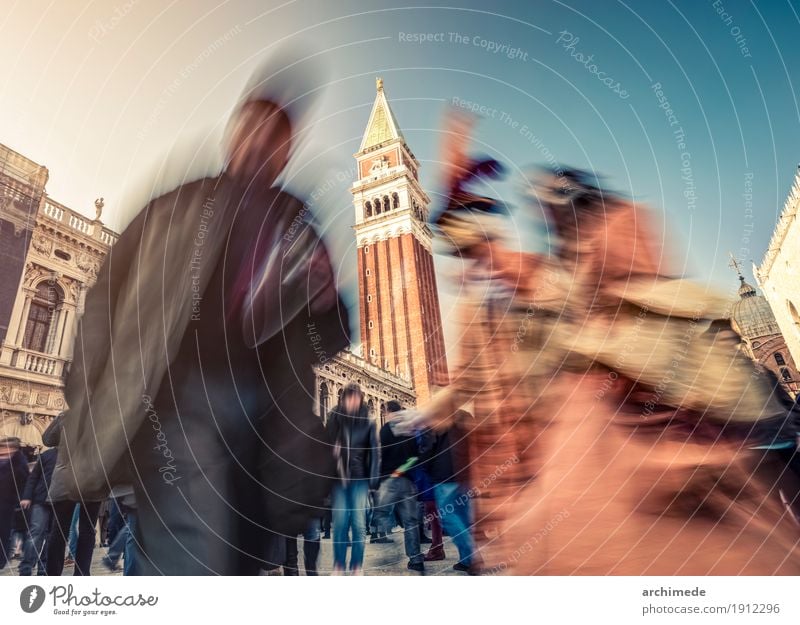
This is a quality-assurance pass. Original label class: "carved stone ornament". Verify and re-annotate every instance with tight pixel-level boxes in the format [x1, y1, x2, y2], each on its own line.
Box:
[31, 234, 52, 255]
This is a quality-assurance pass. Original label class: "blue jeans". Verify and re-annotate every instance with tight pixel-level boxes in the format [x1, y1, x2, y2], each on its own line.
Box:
[434, 482, 476, 566]
[105, 511, 137, 575]
[332, 481, 369, 571]
[374, 477, 422, 564]
[105, 498, 125, 545]
[67, 504, 80, 559]
[19, 504, 51, 575]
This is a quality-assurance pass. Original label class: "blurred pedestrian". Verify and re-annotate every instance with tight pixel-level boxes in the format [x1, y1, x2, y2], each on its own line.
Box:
[47, 47, 345, 575]
[373, 401, 424, 573]
[327, 383, 379, 574]
[101, 487, 137, 575]
[18, 440, 58, 575]
[424, 415, 478, 573]
[0, 436, 29, 570]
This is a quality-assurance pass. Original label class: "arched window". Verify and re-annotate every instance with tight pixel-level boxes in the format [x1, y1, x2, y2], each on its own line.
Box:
[337, 387, 343, 405]
[780, 367, 792, 382]
[374, 197, 382, 214]
[23, 282, 63, 353]
[383, 195, 390, 212]
[319, 383, 330, 418]
[367, 398, 374, 417]
[775, 352, 786, 366]
[380, 402, 387, 426]
[365, 201, 373, 218]
[392, 192, 399, 209]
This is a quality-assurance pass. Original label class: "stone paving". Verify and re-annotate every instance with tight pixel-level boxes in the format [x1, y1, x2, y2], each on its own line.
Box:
[2, 531, 464, 577]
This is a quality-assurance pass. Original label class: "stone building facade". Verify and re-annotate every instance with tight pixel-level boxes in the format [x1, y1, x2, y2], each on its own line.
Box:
[313, 350, 414, 426]
[756, 166, 800, 367]
[0, 142, 117, 449]
[729, 262, 799, 397]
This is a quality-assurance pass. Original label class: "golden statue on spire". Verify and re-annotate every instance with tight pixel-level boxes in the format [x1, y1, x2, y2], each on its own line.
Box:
[376, 77, 383, 92]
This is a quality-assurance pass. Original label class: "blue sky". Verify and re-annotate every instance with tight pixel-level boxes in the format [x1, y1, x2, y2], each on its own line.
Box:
[2, 0, 799, 344]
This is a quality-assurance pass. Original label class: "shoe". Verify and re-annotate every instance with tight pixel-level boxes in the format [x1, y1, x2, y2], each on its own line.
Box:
[424, 548, 445, 561]
[453, 561, 481, 575]
[101, 556, 119, 572]
[419, 534, 432, 544]
[322, 532, 331, 539]
[64, 558, 75, 567]
[372, 536, 394, 544]
[407, 561, 425, 573]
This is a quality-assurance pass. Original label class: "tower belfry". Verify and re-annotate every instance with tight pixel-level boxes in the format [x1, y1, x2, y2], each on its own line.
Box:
[351, 79, 448, 403]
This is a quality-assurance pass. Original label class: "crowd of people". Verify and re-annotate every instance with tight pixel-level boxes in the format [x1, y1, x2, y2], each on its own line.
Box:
[1, 424, 137, 576]
[1, 387, 474, 576]
[2, 46, 800, 576]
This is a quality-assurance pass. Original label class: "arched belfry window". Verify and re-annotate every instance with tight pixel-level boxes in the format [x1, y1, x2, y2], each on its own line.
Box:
[374, 197, 382, 214]
[383, 195, 390, 212]
[365, 201, 373, 218]
[392, 192, 400, 209]
[23, 282, 63, 353]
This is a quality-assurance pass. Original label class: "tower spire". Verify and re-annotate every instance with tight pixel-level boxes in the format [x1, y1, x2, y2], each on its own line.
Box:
[359, 78, 403, 152]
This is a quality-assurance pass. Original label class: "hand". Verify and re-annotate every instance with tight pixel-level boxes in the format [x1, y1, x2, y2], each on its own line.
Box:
[388, 409, 427, 436]
[20, 499, 31, 510]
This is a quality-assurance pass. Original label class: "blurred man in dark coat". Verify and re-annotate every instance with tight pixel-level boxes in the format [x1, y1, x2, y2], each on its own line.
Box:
[0, 436, 28, 569]
[49, 50, 346, 575]
[19, 444, 57, 575]
[326, 384, 379, 574]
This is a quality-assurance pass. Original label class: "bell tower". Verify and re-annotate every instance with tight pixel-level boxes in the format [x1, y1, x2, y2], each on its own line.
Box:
[351, 78, 448, 403]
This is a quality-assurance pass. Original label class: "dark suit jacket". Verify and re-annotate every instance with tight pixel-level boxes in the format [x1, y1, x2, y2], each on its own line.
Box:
[21, 448, 57, 504]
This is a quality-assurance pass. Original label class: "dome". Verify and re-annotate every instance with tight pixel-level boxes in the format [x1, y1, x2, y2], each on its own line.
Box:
[730, 276, 781, 339]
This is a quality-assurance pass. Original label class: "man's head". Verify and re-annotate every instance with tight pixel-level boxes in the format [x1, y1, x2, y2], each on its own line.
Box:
[342, 384, 363, 415]
[0, 436, 21, 457]
[226, 99, 292, 188]
[385, 400, 403, 417]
